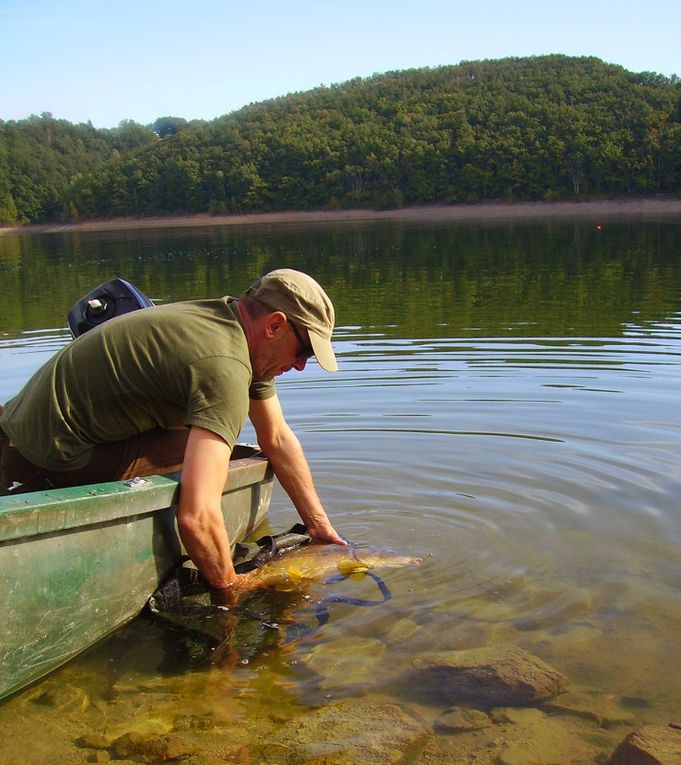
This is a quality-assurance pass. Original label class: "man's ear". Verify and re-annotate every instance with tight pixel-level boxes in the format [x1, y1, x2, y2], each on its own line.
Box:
[264, 311, 287, 339]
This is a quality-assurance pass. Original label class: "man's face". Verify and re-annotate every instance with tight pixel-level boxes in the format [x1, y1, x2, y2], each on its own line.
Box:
[253, 317, 313, 381]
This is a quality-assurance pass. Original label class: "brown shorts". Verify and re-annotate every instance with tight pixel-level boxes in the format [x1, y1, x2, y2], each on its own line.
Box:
[0, 425, 189, 494]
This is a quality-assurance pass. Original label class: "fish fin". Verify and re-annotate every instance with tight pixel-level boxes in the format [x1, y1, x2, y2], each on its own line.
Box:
[337, 557, 370, 576]
[286, 566, 304, 584]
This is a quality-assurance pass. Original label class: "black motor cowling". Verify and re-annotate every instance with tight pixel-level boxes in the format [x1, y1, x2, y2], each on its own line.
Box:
[67, 278, 153, 338]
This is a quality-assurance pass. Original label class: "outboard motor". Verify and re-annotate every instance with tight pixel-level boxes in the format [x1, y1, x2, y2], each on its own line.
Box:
[67, 278, 153, 338]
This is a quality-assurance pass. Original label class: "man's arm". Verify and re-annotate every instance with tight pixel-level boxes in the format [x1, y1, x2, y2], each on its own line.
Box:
[249, 394, 345, 545]
[175, 425, 238, 588]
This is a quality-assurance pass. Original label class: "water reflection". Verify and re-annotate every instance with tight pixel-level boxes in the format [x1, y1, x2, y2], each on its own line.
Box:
[2, 218, 681, 337]
[1, 217, 681, 763]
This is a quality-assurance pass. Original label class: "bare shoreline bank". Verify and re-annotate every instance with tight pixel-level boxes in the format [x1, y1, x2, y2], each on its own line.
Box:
[2, 199, 680, 236]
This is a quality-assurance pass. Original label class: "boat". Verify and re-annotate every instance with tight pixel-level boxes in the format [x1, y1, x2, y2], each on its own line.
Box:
[0, 444, 273, 701]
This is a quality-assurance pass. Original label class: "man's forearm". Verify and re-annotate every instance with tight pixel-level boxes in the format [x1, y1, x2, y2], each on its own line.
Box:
[176, 427, 239, 588]
[264, 428, 343, 543]
[177, 499, 237, 587]
[269, 443, 326, 529]
[249, 396, 345, 545]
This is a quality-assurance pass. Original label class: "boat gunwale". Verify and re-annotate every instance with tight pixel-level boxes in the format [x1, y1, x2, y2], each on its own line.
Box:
[0, 451, 271, 544]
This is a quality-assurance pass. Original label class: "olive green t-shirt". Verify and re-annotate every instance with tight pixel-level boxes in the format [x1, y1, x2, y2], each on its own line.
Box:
[1, 297, 274, 471]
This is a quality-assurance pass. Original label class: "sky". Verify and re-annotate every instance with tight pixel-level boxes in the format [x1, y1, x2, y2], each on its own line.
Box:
[2, 0, 679, 129]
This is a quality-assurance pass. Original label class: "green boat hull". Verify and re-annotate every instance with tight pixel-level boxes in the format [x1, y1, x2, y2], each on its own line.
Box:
[0, 445, 272, 701]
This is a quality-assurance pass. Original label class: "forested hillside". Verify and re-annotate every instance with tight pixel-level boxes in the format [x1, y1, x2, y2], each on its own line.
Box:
[1, 55, 680, 225]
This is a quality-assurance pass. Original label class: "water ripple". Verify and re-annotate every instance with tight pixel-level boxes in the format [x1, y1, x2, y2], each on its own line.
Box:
[276, 323, 681, 650]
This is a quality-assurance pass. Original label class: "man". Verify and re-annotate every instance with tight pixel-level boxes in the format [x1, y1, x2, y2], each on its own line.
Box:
[0, 268, 344, 598]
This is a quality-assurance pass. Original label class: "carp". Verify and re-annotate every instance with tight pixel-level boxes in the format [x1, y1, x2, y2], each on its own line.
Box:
[242, 543, 422, 592]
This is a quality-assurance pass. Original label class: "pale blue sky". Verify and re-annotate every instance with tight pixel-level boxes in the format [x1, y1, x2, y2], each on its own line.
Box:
[1, 0, 678, 128]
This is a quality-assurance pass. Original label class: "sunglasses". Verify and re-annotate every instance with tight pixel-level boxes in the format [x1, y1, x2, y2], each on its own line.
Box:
[290, 322, 314, 360]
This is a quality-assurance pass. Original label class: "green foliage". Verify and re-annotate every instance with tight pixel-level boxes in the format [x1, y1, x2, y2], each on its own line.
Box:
[2, 56, 681, 225]
[0, 114, 157, 224]
[152, 116, 189, 138]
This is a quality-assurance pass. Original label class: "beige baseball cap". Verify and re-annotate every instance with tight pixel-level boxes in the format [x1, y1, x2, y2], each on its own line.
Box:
[245, 269, 338, 372]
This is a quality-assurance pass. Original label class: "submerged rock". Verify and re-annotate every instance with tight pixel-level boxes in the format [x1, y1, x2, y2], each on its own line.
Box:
[545, 688, 637, 728]
[491, 707, 547, 726]
[268, 701, 426, 764]
[112, 731, 191, 761]
[28, 684, 90, 713]
[76, 715, 174, 751]
[302, 636, 386, 691]
[410, 644, 566, 707]
[608, 724, 681, 765]
[385, 617, 422, 643]
[413, 699, 604, 765]
[434, 707, 492, 733]
[85, 752, 110, 763]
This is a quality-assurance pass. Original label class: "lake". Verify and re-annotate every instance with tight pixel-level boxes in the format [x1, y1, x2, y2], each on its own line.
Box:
[1, 211, 680, 763]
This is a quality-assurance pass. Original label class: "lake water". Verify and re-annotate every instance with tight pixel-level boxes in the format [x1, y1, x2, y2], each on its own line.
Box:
[1, 213, 680, 763]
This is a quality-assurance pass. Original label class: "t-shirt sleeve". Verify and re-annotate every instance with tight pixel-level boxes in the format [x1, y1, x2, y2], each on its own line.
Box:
[183, 357, 251, 448]
[249, 377, 276, 400]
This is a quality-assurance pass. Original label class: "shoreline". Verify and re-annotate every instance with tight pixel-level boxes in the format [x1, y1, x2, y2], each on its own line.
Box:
[2, 199, 680, 235]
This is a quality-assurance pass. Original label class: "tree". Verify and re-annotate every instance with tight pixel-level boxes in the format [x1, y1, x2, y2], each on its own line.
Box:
[3, 56, 681, 224]
[152, 116, 189, 138]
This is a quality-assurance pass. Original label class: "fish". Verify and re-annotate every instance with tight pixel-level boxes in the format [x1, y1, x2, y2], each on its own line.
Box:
[147, 543, 422, 665]
[243, 543, 422, 592]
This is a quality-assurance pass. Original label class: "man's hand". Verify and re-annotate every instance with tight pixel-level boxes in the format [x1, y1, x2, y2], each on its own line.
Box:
[308, 523, 347, 546]
[210, 571, 268, 606]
